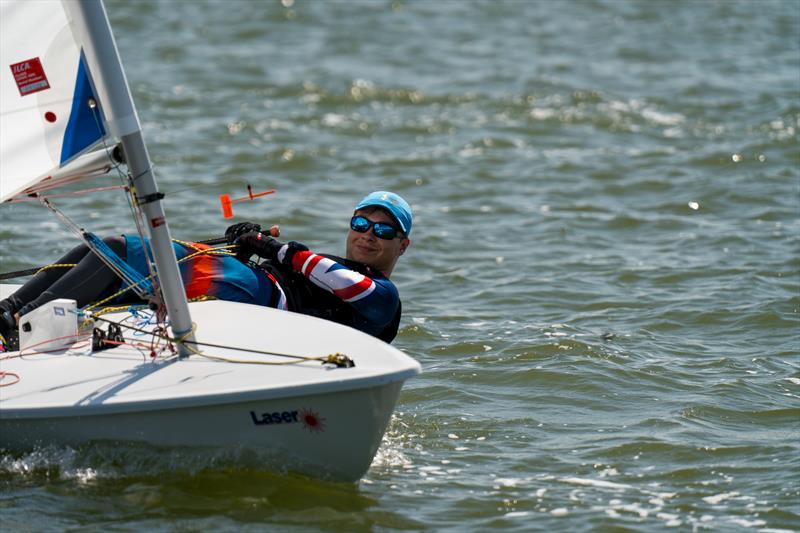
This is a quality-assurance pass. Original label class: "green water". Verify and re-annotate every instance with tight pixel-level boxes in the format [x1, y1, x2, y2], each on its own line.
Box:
[1, 0, 798, 531]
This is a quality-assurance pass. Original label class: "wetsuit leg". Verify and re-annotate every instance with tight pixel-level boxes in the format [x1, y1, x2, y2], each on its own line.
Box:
[13, 237, 129, 316]
[1, 242, 96, 315]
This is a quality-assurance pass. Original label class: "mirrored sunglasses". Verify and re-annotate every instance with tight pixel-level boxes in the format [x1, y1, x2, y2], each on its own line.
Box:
[350, 215, 402, 240]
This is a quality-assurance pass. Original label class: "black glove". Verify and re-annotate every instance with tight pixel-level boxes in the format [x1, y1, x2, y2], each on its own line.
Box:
[234, 231, 283, 262]
[225, 221, 261, 245]
[234, 232, 309, 266]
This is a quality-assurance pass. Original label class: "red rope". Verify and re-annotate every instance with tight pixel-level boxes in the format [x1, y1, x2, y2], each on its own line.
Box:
[0, 371, 20, 387]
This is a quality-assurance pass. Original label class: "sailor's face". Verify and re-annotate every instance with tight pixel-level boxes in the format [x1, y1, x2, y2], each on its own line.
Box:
[346, 208, 409, 276]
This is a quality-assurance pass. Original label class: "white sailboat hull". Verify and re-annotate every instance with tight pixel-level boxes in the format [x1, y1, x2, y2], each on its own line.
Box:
[1, 381, 402, 481]
[0, 290, 420, 481]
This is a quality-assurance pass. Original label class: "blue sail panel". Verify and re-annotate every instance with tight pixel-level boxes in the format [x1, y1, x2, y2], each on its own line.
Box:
[60, 52, 106, 164]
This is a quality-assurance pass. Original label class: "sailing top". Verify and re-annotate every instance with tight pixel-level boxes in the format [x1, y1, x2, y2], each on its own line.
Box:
[261, 249, 402, 343]
[124, 236, 276, 305]
[123, 235, 402, 343]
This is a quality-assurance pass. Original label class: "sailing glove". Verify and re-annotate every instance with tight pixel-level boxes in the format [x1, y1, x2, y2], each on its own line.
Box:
[234, 232, 308, 265]
[225, 221, 262, 245]
[234, 231, 280, 261]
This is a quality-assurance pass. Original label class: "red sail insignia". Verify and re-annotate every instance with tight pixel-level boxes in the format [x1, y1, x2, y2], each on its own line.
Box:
[10, 57, 51, 96]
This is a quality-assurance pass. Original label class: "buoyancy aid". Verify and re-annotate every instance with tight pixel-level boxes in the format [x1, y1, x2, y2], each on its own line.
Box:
[259, 254, 401, 343]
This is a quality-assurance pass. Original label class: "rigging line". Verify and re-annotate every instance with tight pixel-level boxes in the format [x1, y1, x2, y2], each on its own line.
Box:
[38, 197, 152, 299]
[129, 178, 168, 316]
[4, 149, 123, 203]
[0, 237, 230, 280]
[0, 263, 76, 281]
[83, 244, 236, 311]
[88, 313, 349, 365]
[90, 295, 216, 320]
[86, 99, 125, 177]
[7, 184, 127, 201]
[87, 97, 166, 314]
[31, 100, 143, 298]
[118, 159, 162, 308]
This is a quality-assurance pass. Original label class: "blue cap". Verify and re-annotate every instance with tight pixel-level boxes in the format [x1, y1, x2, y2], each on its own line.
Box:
[355, 191, 413, 236]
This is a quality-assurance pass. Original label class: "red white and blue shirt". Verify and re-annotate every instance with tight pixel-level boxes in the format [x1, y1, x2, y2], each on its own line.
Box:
[281, 249, 401, 332]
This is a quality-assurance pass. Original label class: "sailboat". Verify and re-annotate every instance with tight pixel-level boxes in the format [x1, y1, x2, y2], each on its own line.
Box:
[0, 0, 420, 481]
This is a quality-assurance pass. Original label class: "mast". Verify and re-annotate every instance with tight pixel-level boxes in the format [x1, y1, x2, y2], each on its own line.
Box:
[66, 0, 195, 357]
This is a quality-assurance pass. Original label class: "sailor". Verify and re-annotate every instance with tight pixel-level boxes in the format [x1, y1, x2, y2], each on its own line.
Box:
[234, 190, 412, 343]
[0, 191, 412, 350]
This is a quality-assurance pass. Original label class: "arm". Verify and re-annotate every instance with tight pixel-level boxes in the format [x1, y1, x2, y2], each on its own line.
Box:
[234, 232, 400, 326]
[285, 250, 400, 327]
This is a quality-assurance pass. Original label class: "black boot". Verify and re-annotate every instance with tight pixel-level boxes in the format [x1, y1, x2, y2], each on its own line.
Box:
[0, 297, 15, 315]
[0, 307, 18, 352]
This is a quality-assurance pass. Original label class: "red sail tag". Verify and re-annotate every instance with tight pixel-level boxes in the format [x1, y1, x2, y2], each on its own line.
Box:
[10, 57, 51, 96]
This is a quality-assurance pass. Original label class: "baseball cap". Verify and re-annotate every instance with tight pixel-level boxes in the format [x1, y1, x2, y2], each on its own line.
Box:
[355, 191, 413, 236]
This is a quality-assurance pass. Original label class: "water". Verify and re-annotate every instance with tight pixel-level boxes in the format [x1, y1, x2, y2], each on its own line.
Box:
[1, 0, 798, 531]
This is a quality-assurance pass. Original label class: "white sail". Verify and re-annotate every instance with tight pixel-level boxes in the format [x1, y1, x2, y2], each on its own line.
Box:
[1, 0, 195, 353]
[0, 0, 108, 202]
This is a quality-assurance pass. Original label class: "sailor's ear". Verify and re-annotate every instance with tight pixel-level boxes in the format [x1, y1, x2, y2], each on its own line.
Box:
[399, 238, 411, 255]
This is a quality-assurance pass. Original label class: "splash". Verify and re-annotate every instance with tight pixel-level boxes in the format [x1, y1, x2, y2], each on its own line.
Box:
[369, 412, 418, 472]
[0, 442, 299, 482]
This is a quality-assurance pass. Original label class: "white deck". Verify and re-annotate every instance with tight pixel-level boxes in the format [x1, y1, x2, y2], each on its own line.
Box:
[0, 296, 420, 417]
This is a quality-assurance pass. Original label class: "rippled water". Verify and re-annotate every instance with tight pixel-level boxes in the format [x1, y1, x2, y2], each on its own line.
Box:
[1, 0, 798, 531]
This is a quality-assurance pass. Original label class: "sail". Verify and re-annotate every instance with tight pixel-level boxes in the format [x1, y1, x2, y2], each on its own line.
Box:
[2, 0, 195, 355]
[0, 0, 107, 202]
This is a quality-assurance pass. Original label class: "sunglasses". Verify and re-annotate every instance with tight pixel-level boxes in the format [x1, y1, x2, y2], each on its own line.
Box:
[350, 215, 403, 240]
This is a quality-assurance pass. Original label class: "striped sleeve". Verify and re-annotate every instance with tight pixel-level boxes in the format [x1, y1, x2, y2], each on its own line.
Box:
[289, 250, 399, 326]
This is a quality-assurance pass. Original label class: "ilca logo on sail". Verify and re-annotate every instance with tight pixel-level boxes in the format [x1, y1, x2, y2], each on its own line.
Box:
[10, 57, 51, 96]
